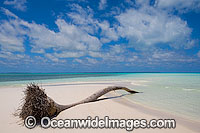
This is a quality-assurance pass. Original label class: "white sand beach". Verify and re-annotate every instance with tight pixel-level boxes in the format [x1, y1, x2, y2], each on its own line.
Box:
[0, 82, 199, 133]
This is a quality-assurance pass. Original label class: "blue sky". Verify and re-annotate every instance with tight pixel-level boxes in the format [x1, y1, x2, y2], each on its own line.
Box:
[0, 0, 200, 72]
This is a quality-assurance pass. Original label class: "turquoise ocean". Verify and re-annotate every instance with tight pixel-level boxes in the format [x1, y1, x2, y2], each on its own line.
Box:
[0, 73, 199, 122]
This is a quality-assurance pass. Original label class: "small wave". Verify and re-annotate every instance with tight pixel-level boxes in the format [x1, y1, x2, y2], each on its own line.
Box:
[131, 82, 147, 86]
[182, 88, 196, 91]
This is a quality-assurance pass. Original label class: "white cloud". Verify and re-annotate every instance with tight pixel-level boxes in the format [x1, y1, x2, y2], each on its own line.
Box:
[88, 44, 127, 63]
[30, 18, 102, 53]
[197, 51, 200, 58]
[68, 5, 118, 44]
[0, 5, 198, 68]
[4, 0, 27, 11]
[1, 8, 18, 18]
[98, 21, 119, 43]
[116, 6, 194, 50]
[0, 9, 103, 62]
[0, 51, 29, 62]
[125, 0, 135, 6]
[67, 4, 97, 34]
[28, 19, 90, 52]
[0, 15, 26, 52]
[99, 0, 107, 10]
[152, 50, 173, 59]
[127, 55, 138, 62]
[86, 57, 98, 64]
[135, 0, 150, 6]
[149, 49, 197, 63]
[0, 60, 6, 65]
[73, 58, 83, 64]
[88, 51, 102, 58]
[73, 57, 99, 65]
[45, 53, 60, 62]
[109, 44, 124, 54]
[155, 0, 200, 12]
[47, 51, 85, 59]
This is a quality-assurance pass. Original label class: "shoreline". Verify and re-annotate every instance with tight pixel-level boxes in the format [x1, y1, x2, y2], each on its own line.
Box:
[45, 81, 200, 123]
[0, 81, 199, 121]
[108, 91, 200, 132]
[0, 82, 199, 132]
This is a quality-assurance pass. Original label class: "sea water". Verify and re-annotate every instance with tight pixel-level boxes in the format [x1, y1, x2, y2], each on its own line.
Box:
[0, 73, 199, 122]
[116, 73, 200, 122]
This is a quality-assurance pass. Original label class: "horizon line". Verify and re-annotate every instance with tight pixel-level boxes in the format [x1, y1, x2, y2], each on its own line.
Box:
[0, 72, 200, 74]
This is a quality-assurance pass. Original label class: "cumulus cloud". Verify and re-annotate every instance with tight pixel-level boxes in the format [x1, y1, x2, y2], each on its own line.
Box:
[0, 2, 198, 69]
[28, 18, 102, 53]
[45, 53, 60, 62]
[152, 52, 172, 59]
[73, 58, 83, 64]
[98, 21, 119, 43]
[116, 6, 194, 50]
[68, 4, 118, 44]
[109, 44, 124, 54]
[0, 9, 26, 53]
[154, 0, 200, 13]
[99, 0, 107, 10]
[0, 8, 102, 62]
[197, 51, 200, 58]
[88, 44, 127, 63]
[86, 57, 98, 64]
[0, 51, 24, 60]
[135, 0, 150, 6]
[67, 4, 97, 34]
[4, 0, 27, 11]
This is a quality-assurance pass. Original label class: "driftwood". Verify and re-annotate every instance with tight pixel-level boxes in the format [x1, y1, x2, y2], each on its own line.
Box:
[16, 84, 139, 123]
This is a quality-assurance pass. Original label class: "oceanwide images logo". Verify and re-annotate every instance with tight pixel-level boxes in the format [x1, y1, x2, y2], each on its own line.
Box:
[24, 116, 176, 131]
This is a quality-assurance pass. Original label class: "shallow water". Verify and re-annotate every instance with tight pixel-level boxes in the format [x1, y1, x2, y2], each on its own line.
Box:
[117, 73, 200, 122]
[0, 73, 199, 122]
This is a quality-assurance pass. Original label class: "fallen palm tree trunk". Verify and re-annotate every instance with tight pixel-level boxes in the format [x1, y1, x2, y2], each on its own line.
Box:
[16, 84, 139, 123]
